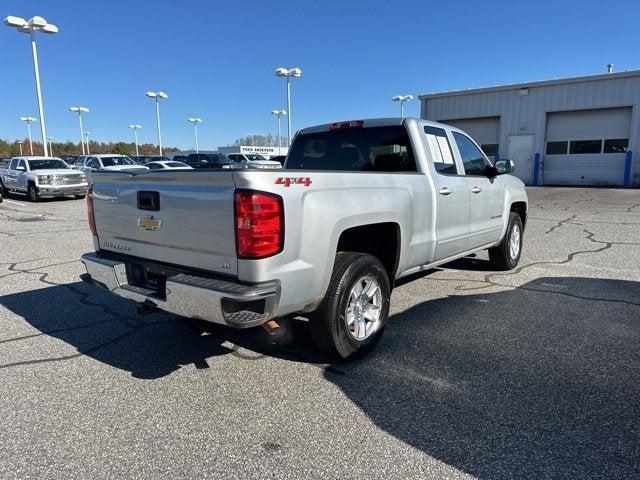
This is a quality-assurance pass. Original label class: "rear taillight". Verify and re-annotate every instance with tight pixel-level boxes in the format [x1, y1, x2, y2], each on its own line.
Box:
[235, 190, 283, 259]
[86, 186, 97, 236]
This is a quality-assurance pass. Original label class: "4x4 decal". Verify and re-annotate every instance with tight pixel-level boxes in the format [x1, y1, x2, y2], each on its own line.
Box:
[275, 177, 312, 187]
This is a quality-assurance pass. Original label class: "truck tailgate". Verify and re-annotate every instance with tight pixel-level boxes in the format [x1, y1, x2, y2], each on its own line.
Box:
[91, 171, 238, 276]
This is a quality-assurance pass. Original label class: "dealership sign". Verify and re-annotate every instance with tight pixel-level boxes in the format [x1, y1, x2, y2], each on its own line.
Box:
[239, 146, 282, 155]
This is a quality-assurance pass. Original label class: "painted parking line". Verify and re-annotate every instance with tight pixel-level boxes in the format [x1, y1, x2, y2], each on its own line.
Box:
[3, 199, 27, 207]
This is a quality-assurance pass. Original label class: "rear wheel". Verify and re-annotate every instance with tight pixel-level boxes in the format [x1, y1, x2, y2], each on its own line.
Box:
[74, 195, 86, 199]
[488, 212, 523, 270]
[27, 184, 40, 203]
[0, 179, 7, 197]
[310, 252, 390, 359]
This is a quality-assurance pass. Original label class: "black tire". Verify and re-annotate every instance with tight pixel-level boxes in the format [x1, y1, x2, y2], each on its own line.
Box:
[74, 195, 86, 199]
[310, 252, 390, 360]
[488, 212, 523, 270]
[0, 179, 7, 197]
[27, 184, 40, 203]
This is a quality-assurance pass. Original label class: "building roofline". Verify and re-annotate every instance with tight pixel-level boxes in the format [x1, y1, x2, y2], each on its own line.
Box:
[418, 69, 640, 100]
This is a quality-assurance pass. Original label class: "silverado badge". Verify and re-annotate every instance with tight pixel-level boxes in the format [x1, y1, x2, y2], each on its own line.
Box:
[137, 216, 162, 231]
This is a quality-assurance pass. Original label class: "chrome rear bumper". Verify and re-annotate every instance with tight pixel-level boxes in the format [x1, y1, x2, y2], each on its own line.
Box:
[80, 252, 280, 328]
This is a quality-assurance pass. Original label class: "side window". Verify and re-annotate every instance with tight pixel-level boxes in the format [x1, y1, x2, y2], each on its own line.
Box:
[9, 159, 18, 170]
[88, 158, 99, 169]
[148, 163, 160, 170]
[424, 126, 458, 175]
[17, 160, 27, 171]
[452, 132, 488, 176]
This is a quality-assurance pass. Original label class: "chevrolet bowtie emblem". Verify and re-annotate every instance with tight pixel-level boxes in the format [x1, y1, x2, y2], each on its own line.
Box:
[137, 216, 162, 231]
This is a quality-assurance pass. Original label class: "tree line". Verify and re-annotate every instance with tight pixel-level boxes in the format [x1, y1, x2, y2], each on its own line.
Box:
[0, 138, 177, 157]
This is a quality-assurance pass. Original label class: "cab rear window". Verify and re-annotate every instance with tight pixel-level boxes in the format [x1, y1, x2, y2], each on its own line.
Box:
[286, 126, 417, 172]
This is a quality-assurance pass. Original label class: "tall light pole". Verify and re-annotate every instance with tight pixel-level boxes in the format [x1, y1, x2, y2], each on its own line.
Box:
[129, 124, 141, 156]
[188, 117, 202, 153]
[146, 91, 168, 155]
[271, 109, 287, 155]
[4, 16, 58, 157]
[19, 116, 37, 155]
[17, 141, 23, 156]
[47, 136, 53, 156]
[275, 67, 302, 146]
[70, 106, 89, 154]
[392, 94, 413, 118]
[84, 132, 91, 154]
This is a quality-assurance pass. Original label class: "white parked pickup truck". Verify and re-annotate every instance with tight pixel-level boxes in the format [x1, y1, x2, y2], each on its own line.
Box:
[80, 118, 527, 359]
[0, 156, 88, 201]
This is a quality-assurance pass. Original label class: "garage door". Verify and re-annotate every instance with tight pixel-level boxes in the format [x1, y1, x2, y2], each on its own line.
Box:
[441, 117, 500, 159]
[544, 107, 632, 186]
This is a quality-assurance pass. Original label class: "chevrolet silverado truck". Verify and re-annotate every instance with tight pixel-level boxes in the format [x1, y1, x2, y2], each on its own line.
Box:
[0, 156, 89, 202]
[80, 118, 527, 359]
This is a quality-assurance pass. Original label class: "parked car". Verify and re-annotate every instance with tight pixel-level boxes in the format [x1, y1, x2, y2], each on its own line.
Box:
[226, 153, 282, 169]
[80, 118, 527, 359]
[77, 154, 149, 178]
[58, 155, 80, 166]
[270, 155, 286, 165]
[145, 161, 192, 170]
[129, 155, 170, 165]
[183, 153, 237, 169]
[0, 156, 88, 201]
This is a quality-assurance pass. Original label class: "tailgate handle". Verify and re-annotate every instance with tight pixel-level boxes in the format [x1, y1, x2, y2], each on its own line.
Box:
[137, 191, 160, 211]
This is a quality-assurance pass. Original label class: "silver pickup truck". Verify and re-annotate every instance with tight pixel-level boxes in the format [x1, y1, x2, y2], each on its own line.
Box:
[80, 118, 527, 359]
[0, 156, 88, 202]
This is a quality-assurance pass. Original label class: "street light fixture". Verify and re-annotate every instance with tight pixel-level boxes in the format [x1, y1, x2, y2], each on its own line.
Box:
[19, 116, 37, 155]
[146, 91, 168, 155]
[129, 124, 141, 156]
[275, 67, 302, 146]
[271, 109, 287, 155]
[392, 94, 413, 118]
[188, 117, 202, 154]
[84, 132, 91, 154]
[70, 106, 89, 154]
[4, 15, 58, 157]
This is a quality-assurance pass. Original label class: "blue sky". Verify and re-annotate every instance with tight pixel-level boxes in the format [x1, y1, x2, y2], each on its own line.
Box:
[1, 0, 638, 150]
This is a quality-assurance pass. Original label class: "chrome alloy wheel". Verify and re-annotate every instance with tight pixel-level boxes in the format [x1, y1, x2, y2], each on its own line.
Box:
[509, 222, 521, 260]
[345, 275, 383, 341]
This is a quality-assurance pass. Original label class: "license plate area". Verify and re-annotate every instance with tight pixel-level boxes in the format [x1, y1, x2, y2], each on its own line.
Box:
[125, 262, 167, 299]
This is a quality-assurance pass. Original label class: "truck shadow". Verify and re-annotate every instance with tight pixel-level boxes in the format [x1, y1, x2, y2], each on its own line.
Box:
[324, 275, 640, 479]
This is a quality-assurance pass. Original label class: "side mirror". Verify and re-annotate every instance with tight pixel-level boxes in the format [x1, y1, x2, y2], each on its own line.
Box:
[494, 159, 514, 175]
[16, 166, 26, 172]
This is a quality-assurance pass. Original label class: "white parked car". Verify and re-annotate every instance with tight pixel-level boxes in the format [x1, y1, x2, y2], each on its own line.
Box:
[0, 156, 88, 201]
[226, 153, 282, 169]
[76, 154, 149, 176]
[145, 161, 193, 170]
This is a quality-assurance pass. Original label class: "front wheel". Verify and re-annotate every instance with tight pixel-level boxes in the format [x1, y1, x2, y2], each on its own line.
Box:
[488, 212, 523, 270]
[74, 195, 86, 199]
[310, 252, 390, 359]
[28, 184, 40, 203]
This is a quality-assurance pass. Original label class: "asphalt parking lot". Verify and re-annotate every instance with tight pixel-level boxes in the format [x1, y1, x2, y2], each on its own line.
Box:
[1, 187, 639, 479]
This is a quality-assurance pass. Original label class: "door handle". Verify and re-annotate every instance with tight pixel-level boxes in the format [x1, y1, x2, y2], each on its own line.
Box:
[471, 186, 483, 194]
[438, 187, 452, 196]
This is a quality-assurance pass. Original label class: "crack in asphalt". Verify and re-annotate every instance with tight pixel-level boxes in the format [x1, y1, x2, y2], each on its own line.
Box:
[544, 214, 578, 234]
[453, 228, 614, 293]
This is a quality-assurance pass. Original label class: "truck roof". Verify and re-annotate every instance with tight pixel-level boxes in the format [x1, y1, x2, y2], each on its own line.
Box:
[297, 117, 452, 134]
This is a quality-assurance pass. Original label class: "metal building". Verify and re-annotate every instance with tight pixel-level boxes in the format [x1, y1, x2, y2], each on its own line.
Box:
[420, 69, 640, 187]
